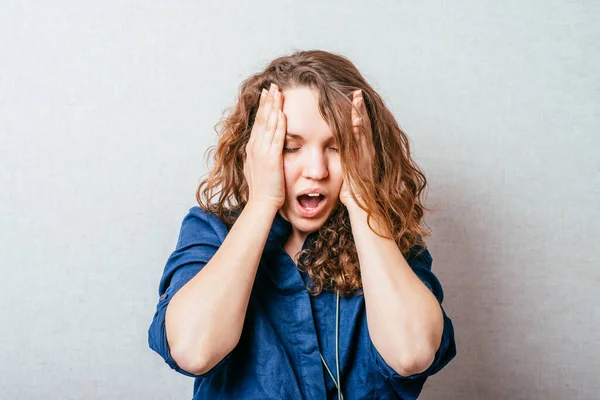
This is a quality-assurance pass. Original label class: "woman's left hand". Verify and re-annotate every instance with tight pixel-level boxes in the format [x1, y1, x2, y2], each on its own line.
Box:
[339, 89, 374, 208]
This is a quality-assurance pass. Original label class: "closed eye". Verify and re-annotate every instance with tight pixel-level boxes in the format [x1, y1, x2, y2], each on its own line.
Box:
[283, 147, 338, 153]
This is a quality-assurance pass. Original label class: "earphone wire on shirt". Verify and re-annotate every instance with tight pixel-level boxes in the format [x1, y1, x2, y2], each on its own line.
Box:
[319, 290, 344, 400]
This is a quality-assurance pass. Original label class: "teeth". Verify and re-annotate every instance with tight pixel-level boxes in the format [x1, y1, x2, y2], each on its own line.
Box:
[307, 193, 320, 197]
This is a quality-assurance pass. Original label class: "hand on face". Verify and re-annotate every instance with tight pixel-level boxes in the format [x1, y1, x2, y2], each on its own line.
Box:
[244, 83, 287, 210]
[339, 89, 374, 207]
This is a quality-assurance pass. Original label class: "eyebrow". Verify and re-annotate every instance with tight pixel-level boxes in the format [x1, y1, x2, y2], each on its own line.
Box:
[285, 132, 335, 143]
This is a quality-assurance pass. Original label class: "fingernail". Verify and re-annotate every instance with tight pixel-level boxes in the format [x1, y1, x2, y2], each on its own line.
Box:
[269, 83, 275, 94]
[261, 88, 267, 98]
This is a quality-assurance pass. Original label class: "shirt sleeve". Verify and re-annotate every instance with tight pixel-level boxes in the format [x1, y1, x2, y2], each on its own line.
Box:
[369, 245, 457, 394]
[147, 206, 234, 378]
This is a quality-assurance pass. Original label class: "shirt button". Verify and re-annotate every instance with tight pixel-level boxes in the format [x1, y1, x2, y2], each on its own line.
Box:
[159, 293, 168, 301]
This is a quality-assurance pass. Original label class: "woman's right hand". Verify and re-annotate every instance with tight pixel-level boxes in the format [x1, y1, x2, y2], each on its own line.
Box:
[244, 83, 287, 211]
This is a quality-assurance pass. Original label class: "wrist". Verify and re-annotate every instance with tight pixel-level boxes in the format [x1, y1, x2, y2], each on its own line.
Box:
[244, 200, 280, 217]
[344, 200, 366, 217]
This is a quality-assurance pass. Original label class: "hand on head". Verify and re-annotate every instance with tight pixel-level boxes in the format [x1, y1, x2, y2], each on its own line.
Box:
[244, 83, 287, 210]
[243, 84, 373, 211]
[339, 89, 374, 207]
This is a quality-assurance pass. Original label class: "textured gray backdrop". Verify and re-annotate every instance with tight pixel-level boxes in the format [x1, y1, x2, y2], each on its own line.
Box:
[1, 1, 598, 399]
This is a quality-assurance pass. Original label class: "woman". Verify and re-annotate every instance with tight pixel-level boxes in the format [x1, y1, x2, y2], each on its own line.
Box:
[148, 49, 456, 399]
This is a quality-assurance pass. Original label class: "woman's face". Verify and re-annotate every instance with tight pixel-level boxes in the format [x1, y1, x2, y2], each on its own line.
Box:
[277, 87, 344, 241]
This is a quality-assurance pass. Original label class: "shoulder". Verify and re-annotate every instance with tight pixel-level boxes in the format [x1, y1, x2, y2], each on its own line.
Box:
[176, 206, 234, 247]
[406, 244, 433, 268]
[182, 205, 229, 226]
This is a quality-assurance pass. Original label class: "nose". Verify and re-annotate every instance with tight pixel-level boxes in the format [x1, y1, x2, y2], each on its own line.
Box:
[301, 149, 329, 180]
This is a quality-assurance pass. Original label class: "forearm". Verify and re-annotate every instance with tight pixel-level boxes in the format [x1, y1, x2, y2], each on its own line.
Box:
[346, 203, 443, 375]
[165, 202, 277, 374]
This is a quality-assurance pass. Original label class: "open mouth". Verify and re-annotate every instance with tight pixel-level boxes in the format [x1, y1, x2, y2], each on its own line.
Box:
[296, 193, 327, 217]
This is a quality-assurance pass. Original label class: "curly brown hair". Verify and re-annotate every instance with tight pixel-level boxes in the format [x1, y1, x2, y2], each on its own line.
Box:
[196, 49, 431, 296]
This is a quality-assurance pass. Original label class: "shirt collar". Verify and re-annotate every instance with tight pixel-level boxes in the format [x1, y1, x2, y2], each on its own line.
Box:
[264, 211, 293, 253]
[265, 211, 321, 254]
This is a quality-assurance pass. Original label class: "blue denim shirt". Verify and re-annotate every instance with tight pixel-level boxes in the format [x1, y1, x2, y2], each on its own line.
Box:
[148, 206, 456, 399]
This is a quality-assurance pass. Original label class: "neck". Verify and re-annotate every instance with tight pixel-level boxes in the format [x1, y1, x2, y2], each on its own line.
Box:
[284, 229, 309, 265]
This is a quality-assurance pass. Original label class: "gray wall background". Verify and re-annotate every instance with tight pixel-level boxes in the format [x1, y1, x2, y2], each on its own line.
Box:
[1, 1, 598, 399]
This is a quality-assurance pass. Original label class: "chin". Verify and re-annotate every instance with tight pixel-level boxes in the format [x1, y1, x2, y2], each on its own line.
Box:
[289, 215, 327, 234]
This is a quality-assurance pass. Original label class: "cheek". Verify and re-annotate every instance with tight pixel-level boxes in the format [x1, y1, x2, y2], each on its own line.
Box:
[329, 160, 344, 184]
[282, 159, 298, 188]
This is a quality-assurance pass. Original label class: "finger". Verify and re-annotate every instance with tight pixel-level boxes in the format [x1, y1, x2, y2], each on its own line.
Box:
[259, 83, 276, 125]
[251, 84, 277, 150]
[249, 88, 268, 147]
[266, 83, 278, 106]
[266, 98, 279, 132]
[273, 86, 283, 111]
[244, 142, 253, 167]
[243, 158, 251, 191]
[267, 91, 282, 139]
[353, 89, 367, 115]
[270, 109, 286, 153]
[260, 88, 268, 106]
[261, 106, 279, 149]
[352, 92, 362, 134]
